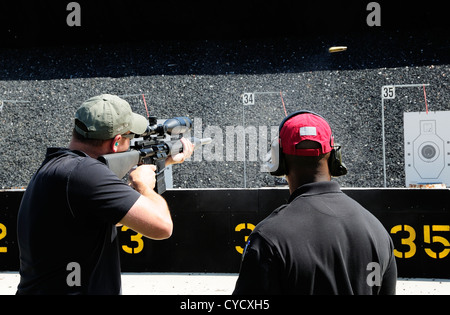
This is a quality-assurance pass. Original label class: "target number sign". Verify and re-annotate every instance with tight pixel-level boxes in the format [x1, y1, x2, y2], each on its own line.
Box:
[382, 86, 395, 99]
[242, 93, 255, 105]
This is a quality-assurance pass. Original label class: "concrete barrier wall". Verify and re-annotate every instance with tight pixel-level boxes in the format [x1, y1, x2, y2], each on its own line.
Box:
[1, 188, 450, 278]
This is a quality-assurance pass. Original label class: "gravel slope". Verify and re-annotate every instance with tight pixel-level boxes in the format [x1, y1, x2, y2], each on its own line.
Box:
[1, 30, 449, 189]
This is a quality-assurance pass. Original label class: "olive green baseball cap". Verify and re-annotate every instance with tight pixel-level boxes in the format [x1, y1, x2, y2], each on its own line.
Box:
[74, 94, 148, 140]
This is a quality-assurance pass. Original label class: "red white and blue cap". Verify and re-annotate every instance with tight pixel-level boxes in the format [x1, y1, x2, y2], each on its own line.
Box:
[280, 112, 334, 156]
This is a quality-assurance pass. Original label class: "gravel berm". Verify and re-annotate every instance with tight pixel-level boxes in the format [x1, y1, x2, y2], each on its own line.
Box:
[1, 29, 449, 189]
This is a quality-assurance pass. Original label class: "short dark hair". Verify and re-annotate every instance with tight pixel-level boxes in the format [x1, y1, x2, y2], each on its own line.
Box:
[72, 128, 107, 147]
[285, 153, 328, 170]
[284, 140, 330, 174]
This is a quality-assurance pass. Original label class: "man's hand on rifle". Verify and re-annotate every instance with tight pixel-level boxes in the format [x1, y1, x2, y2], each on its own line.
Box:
[129, 164, 158, 195]
[165, 137, 194, 166]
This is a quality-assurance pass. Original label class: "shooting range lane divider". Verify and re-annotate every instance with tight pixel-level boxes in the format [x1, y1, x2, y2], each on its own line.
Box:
[1, 188, 450, 278]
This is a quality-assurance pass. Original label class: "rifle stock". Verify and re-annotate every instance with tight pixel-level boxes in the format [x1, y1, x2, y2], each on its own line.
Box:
[98, 150, 141, 180]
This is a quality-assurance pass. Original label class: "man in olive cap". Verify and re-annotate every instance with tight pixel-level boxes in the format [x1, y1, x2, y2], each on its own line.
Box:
[17, 94, 193, 294]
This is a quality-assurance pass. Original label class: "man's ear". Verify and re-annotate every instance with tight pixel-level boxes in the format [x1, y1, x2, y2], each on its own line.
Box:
[111, 134, 122, 153]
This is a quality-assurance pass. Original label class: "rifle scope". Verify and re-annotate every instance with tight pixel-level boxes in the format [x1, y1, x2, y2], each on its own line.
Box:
[141, 116, 193, 137]
[164, 117, 192, 135]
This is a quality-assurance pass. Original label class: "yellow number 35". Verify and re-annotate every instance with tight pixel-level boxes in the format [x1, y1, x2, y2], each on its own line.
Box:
[390, 224, 450, 259]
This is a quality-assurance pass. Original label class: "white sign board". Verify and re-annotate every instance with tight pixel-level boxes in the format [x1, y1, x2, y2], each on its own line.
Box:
[404, 111, 450, 186]
[242, 93, 255, 105]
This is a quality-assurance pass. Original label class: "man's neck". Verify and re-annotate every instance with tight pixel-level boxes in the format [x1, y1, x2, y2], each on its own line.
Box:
[287, 178, 331, 194]
[286, 172, 331, 195]
[69, 139, 107, 159]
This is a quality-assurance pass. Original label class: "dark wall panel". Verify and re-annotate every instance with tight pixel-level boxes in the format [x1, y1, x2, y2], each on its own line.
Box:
[1, 188, 450, 278]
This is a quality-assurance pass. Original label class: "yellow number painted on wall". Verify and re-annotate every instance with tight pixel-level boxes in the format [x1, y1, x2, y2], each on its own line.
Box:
[0, 223, 6, 253]
[390, 225, 416, 259]
[121, 226, 144, 254]
[424, 225, 450, 259]
[235, 223, 255, 254]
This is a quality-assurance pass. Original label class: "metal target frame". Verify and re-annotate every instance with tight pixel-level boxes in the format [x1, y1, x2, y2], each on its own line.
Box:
[380, 84, 430, 187]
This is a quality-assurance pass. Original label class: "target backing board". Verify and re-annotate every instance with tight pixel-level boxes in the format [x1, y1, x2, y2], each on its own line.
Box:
[404, 111, 450, 187]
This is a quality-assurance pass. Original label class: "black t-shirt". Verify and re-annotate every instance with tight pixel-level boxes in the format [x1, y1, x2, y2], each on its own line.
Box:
[17, 148, 141, 295]
[233, 181, 397, 295]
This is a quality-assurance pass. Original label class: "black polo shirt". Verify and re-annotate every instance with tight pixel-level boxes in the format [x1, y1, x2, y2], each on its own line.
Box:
[17, 148, 140, 295]
[233, 181, 397, 295]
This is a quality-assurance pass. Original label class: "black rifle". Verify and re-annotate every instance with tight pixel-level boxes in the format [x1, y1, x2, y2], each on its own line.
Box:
[98, 116, 211, 194]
